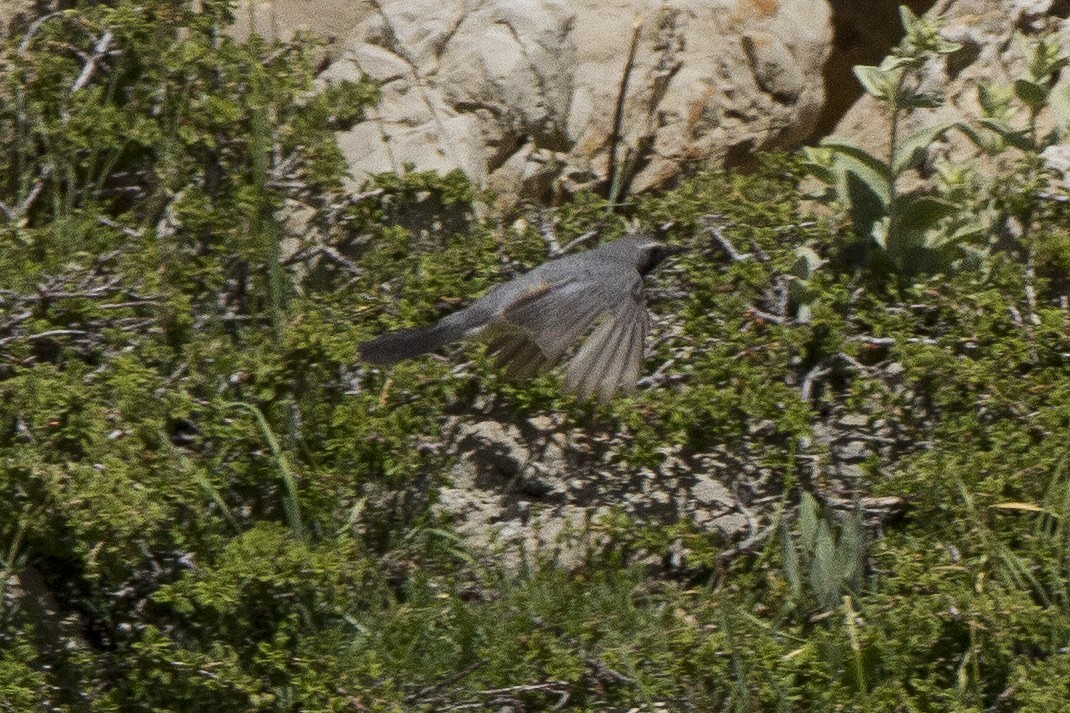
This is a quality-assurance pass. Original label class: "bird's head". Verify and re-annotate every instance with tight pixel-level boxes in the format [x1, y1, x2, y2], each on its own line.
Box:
[633, 236, 687, 276]
[590, 233, 686, 275]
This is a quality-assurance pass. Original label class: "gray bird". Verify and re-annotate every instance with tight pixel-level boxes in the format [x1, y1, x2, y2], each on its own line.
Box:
[359, 234, 683, 402]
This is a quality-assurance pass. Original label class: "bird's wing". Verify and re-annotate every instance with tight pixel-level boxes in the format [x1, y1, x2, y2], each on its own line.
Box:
[482, 263, 648, 398]
[482, 324, 554, 380]
[498, 273, 617, 357]
[563, 279, 648, 403]
[482, 276, 602, 380]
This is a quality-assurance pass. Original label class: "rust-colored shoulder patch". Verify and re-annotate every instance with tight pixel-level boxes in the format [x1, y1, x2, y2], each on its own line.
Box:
[506, 278, 554, 312]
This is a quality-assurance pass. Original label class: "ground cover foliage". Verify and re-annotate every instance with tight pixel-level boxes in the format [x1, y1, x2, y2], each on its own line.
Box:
[3, 2, 1070, 711]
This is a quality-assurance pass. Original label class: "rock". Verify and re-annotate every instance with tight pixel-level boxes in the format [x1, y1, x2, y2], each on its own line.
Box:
[1041, 144, 1070, 188]
[838, 413, 868, 428]
[749, 419, 778, 436]
[691, 474, 734, 507]
[838, 440, 869, 463]
[833, 462, 865, 483]
[433, 416, 757, 567]
[885, 362, 906, 382]
[230, 0, 373, 45]
[242, 0, 833, 206]
[816, 1, 935, 136]
[711, 510, 749, 535]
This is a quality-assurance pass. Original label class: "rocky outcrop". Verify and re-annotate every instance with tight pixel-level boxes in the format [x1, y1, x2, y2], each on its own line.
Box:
[437, 416, 758, 568]
[831, 0, 1070, 177]
[239, 0, 834, 205]
[230, 0, 372, 46]
[434, 393, 911, 568]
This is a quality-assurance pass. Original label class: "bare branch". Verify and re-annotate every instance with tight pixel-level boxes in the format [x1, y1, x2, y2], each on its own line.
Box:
[854, 335, 896, 347]
[721, 525, 776, 561]
[637, 356, 677, 388]
[749, 308, 785, 325]
[1037, 190, 1070, 203]
[701, 215, 751, 261]
[281, 245, 363, 277]
[557, 230, 599, 256]
[404, 659, 485, 706]
[476, 681, 569, 697]
[1025, 239, 1040, 363]
[97, 216, 144, 239]
[539, 209, 561, 256]
[0, 329, 89, 347]
[70, 29, 114, 94]
[18, 11, 64, 57]
[17, 176, 47, 218]
[800, 353, 866, 402]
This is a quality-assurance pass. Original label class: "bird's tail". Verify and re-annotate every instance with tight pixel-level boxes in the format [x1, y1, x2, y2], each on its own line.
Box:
[359, 318, 468, 365]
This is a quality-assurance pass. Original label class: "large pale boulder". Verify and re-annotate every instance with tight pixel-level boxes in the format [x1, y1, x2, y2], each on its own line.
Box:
[240, 0, 833, 204]
[230, 0, 373, 44]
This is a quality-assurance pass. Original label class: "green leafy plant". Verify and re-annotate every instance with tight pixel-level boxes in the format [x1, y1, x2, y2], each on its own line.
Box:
[787, 244, 825, 323]
[803, 6, 978, 278]
[7, 3, 1070, 711]
[970, 32, 1070, 154]
[781, 492, 865, 612]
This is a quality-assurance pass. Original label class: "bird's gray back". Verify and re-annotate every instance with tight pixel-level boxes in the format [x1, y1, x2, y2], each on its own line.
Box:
[474, 247, 640, 317]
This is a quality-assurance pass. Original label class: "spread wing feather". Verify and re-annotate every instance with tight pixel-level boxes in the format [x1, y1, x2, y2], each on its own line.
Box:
[482, 264, 648, 400]
[498, 277, 610, 360]
[564, 298, 648, 402]
[485, 327, 552, 380]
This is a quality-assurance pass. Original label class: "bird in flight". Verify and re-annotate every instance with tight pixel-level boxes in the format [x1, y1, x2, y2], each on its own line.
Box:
[360, 234, 684, 402]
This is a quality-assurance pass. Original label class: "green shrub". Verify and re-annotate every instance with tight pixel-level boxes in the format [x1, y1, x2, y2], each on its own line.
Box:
[4, 2, 1070, 711]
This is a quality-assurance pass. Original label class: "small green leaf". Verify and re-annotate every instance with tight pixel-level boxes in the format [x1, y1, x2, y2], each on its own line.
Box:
[1044, 55, 1069, 78]
[821, 137, 894, 189]
[1026, 35, 1069, 81]
[811, 521, 838, 609]
[836, 512, 864, 591]
[800, 492, 819, 550]
[892, 122, 956, 174]
[854, 65, 891, 100]
[957, 122, 1004, 154]
[881, 55, 922, 72]
[841, 170, 890, 239]
[979, 117, 1036, 151]
[895, 193, 957, 242]
[978, 83, 1014, 120]
[899, 91, 945, 110]
[934, 38, 964, 55]
[899, 5, 919, 31]
[1014, 78, 1049, 110]
[782, 520, 803, 595]
[801, 147, 836, 185]
[939, 218, 990, 247]
[822, 138, 893, 232]
[791, 246, 825, 280]
[871, 216, 890, 250]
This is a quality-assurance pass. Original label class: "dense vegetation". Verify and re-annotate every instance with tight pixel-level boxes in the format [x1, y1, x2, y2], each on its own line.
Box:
[3, 2, 1070, 711]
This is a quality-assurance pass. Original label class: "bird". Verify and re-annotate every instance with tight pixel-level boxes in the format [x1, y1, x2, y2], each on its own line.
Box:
[359, 233, 684, 402]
